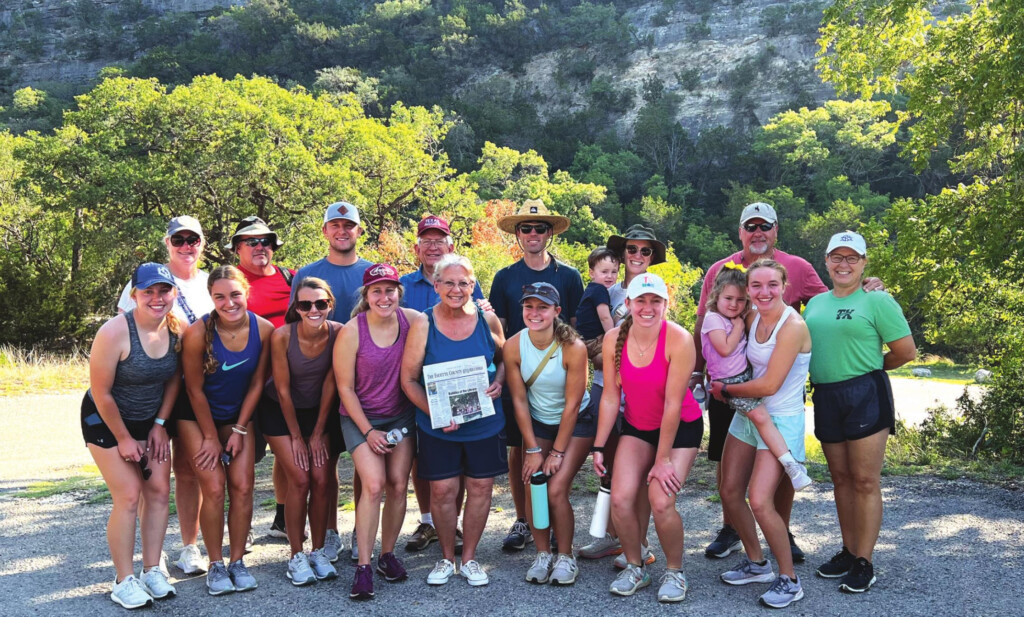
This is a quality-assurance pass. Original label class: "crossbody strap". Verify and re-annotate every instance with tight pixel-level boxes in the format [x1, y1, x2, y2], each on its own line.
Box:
[525, 341, 560, 389]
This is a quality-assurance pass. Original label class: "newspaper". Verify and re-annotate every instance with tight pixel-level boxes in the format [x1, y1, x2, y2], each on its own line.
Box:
[423, 355, 495, 429]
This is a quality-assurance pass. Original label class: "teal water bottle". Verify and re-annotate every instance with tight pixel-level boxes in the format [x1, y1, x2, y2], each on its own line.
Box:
[530, 472, 550, 529]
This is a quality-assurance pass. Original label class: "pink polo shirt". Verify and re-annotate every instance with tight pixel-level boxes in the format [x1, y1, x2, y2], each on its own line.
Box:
[697, 249, 828, 317]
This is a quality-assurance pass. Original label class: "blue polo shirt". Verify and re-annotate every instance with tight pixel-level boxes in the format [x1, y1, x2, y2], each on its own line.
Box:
[488, 254, 584, 337]
[399, 267, 485, 312]
[292, 257, 372, 324]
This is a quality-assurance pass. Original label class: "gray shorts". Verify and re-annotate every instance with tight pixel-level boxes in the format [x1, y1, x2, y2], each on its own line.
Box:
[719, 367, 763, 415]
[339, 407, 416, 455]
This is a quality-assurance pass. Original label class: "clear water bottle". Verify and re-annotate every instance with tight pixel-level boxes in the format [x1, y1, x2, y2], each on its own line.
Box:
[693, 382, 707, 406]
[385, 427, 409, 448]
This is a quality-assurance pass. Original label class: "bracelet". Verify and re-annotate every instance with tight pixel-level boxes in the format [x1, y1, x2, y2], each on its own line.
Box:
[590, 446, 605, 453]
[525, 447, 542, 454]
[153, 418, 166, 427]
[548, 451, 564, 459]
[231, 425, 247, 435]
[363, 427, 374, 439]
[551, 447, 565, 455]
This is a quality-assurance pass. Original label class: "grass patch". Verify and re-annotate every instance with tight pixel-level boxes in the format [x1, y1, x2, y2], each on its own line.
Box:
[889, 354, 980, 384]
[0, 345, 90, 396]
[15, 474, 105, 498]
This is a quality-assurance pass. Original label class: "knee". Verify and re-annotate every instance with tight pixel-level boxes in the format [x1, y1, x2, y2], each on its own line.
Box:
[851, 473, 880, 496]
[385, 478, 408, 502]
[201, 482, 225, 506]
[829, 468, 853, 488]
[290, 473, 311, 496]
[548, 483, 570, 505]
[362, 477, 386, 503]
[465, 481, 493, 501]
[173, 456, 195, 481]
[610, 492, 634, 514]
[748, 493, 774, 520]
[431, 483, 457, 504]
[649, 492, 677, 518]
[113, 487, 142, 513]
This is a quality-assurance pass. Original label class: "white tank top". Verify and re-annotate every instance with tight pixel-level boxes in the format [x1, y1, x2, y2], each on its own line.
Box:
[747, 306, 810, 416]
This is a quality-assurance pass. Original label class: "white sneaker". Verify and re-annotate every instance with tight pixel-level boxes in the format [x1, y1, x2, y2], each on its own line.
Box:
[550, 554, 579, 585]
[111, 575, 153, 609]
[157, 552, 170, 579]
[525, 552, 553, 584]
[286, 552, 316, 586]
[140, 567, 176, 599]
[427, 558, 456, 585]
[613, 545, 656, 569]
[460, 559, 489, 586]
[174, 544, 208, 575]
[784, 461, 813, 491]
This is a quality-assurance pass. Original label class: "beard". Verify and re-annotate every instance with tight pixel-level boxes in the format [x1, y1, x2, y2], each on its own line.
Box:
[749, 243, 769, 255]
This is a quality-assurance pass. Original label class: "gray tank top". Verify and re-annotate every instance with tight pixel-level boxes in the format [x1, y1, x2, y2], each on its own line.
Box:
[89, 311, 179, 421]
[266, 321, 340, 409]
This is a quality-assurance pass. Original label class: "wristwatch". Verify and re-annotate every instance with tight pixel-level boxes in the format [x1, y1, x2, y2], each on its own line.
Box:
[721, 384, 733, 399]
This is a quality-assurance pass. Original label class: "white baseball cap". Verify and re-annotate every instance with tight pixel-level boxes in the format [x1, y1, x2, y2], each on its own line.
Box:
[826, 230, 867, 256]
[626, 273, 670, 301]
[740, 202, 778, 225]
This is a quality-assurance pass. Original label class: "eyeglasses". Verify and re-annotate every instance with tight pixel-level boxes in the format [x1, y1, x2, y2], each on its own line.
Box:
[138, 454, 152, 481]
[626, 245, 654, 257]
[296, 299, 331, 312]
[440, 280, 473, 291]
[743, 222, 775, 233]
[418, 238, 447, 248]
[828, 254, 863, 265]
[241, 237, 273, 248]
[517, 223, 551, 235]
[169, 234, 201, 247]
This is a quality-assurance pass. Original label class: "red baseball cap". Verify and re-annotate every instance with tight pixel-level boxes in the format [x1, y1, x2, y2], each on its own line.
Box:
[417, 214, 451, 236]
[363, 263, 400, 287]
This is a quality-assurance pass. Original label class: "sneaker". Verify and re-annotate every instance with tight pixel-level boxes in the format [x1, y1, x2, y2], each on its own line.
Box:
[309, 548, 338, 581]
[376, 552, 408, 582]
[351, 529, 373, 562]
[426, 559, 456, 585]
[705, 525, 742, 559]
[613, 545, 656, 570]
[323, 529, 342, 563]
[175, 544, 208, 575]
[245, 530, 254, 554]
[720, 557, 776, 586]
[111, 575, 154, 609]
[405, 522, 438, 552]
[550, 554, 579, 586]
[817, 546, 854, 578]
[550, 531, 558, 555]
[783, 461, 813, 491]
[579, 533, 623, 559]
[839, 557, 876, 593]
[609, 564, 651, 596]
[206, 562, 235, 596]
[760, 574, 804, 608]
[525, 552, 553, 584]
[286, 552, 317, 586]
[227, 559, 257, 591]
[502, 518, 533, 551]
[657, 570, 688, 603]
[460, 559, 489, 586]
[789, 532, 805, 563]
[140, 567, 176, 599]
[269, 518, 288, 539]
[350, 564, 374, 600]
[455, 527, 464, 555]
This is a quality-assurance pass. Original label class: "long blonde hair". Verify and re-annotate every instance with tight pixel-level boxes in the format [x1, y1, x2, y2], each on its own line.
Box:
[613, 314, 633, 375]
[203, 266, 250, 375]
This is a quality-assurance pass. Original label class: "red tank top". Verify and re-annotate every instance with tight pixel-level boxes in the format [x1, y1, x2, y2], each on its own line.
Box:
[622, 321, 702, 430]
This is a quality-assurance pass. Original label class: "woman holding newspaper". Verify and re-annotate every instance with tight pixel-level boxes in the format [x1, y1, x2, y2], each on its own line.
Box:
[400, 254, 506, 588]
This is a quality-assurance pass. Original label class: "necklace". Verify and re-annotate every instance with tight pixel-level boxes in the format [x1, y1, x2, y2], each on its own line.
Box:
[630, 331, 657, 359]
[217, 321, 247, 340]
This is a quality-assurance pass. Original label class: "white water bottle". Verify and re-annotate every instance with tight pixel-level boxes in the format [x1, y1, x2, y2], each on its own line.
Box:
[589, 475, 612, 538]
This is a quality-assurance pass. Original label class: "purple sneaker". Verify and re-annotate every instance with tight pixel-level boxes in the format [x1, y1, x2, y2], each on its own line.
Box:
[376, 552, 408, 582]
[349, 564, 374, 600]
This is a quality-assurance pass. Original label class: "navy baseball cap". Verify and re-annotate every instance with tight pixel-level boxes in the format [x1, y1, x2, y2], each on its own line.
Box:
[132, 263, 176, 290]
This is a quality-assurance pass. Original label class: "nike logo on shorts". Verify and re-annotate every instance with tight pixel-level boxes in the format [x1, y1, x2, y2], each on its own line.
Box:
[222, 359, 249, 371]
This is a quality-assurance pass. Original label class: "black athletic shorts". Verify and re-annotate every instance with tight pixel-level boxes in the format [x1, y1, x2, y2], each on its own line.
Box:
[501, 391, 523, 448]
[706, 395, 735, 462]
[812, 370, 896, 444]
[257, 394, 344, 458]
[620, 415, 704, 450]
[81, 393, 155, 448]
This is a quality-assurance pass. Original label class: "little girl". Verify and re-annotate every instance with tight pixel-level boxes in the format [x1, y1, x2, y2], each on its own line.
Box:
[700, 264, 811, 490]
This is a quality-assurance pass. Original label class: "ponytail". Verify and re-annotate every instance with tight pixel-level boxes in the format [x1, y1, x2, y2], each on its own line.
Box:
[165, 312, 184, 353]
[202, 311, 219, 375]
[553, 319, 580, 346]
[613, 314, 633, 375]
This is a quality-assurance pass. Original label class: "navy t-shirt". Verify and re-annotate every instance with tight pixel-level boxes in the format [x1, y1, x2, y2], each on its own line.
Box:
[291, 258, 372, 324]
[488, 255, 585, 338]
[576, 282, 611, 340]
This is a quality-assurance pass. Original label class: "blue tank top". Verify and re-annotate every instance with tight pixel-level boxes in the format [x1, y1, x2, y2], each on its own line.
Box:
[203, 312, 262, 422]
[417, 306, 504, 442]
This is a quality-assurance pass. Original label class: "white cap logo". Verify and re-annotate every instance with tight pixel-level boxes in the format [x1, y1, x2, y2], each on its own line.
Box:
[368, 265, 393, 277]
[158, 266, 172, 279]
[530, 206, 538, 213]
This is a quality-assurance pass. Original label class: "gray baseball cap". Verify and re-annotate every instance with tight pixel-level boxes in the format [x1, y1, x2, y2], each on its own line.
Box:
[165, 215, 204, 238]
[323, 201, 361, 225]
[740, 202, 778, 225]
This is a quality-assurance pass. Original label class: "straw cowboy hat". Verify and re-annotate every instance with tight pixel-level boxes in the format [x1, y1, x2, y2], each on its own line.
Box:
[497, 199, 571, 235]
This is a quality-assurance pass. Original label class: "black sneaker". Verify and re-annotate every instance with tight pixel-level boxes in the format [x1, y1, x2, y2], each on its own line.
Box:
[789, 532, 805, 563]
[502, 518, 533, 552]
[839, 557, 876, 593]
[269, 518, 288, 539]
[817, 546, 855, 578]
[705, 525, 742, 559]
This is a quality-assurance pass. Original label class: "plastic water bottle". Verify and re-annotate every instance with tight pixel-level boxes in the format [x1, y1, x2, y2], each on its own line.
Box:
[589, 474, 612, 538]
[693, 382, 707, 406]
[385, 427, 409, 448]
[530, 472, 550, 529]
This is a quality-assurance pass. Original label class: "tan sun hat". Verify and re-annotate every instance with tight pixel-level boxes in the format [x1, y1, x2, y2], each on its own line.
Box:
[496, 199, 571, 235]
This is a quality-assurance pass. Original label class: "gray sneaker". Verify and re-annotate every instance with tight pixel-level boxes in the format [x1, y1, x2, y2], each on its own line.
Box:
[721, 557, 776, 586]
[609, 564, 651, 596]
[760, 574, 804, 608]
[227, 559, 257, 592]
[579, 533, 622, 559]
[657, 570, 688, 603]
[140, 567, 176, 599]
[323, 529, 342, 563]
[525, 552, 553, 584]
[309, 547, 338, 580]
[206, 562, 235, 596]
[286, 552, 316, 586]
[613, 544, 656, 569]
[550, 554, 579, 585]
[351, 529, 373, 562]
[111, 575, 153, 609]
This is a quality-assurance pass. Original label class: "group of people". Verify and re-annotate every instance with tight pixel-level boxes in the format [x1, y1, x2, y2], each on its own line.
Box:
[83, 197, 915, 610]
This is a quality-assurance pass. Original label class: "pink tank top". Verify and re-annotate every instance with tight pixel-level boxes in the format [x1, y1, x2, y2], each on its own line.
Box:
[622, 321, 703, 430]
[338, 310, 412, 418]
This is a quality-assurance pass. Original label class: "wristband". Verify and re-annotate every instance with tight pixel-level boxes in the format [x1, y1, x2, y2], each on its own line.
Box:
[153, 418, 166, 427]
[231, 425, 247, 435]
[590, 446, 605, 453]
[721, 384, 733, 400]
[551, 447, 565, 455]
[525, 447, 542, 454]
[363, 427, 374, 439]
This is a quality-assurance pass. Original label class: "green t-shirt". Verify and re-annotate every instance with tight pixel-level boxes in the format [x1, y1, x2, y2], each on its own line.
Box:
[804, 288, 912, 384]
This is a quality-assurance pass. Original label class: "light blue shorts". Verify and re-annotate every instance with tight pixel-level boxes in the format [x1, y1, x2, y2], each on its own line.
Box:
[727, 412, 806, 462]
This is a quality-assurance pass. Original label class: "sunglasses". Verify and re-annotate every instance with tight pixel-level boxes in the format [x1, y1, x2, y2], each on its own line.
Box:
[626, 245, 654, 257]
[138, 454, 152, 481]
[743, 222, 775, 233]
[241, 237, 274, 248]
[296, 299, 331, 312]
[517, 223, 551, 235]
[169, 234, 202, 247]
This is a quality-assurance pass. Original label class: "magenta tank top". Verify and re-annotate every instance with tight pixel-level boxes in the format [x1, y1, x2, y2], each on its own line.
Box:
[338, 310, 412, 418]
[622, 321, 703, 430]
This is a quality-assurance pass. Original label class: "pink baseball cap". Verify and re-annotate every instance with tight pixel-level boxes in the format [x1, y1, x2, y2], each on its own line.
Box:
[417, 214, 451, 236]
[363, 263, 400, 287]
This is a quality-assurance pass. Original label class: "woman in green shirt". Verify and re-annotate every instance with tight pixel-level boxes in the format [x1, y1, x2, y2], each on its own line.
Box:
[802, 231, 916, 595]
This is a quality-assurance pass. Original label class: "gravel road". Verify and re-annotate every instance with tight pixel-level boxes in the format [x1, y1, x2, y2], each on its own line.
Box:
[2, 384, 1020, 616]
